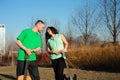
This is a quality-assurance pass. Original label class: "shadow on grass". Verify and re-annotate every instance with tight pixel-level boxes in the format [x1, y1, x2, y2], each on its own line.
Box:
[0, 74, 16, 80]
[80, 66, 120, 73]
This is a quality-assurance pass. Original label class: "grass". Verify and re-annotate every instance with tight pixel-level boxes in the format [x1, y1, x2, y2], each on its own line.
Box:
[0, 66, 120, 80]
[1, 45, 120, 80]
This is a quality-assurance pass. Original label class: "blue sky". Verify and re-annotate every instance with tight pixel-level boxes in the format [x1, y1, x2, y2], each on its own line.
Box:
[0, 0, 97, 39]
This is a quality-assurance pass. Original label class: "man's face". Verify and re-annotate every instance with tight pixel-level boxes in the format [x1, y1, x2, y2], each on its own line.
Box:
[38, 22, 45, 32]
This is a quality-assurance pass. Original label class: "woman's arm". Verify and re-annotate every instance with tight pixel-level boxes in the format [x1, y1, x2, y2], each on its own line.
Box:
[47, 47, 53, 54]
[47, 47, 60, 54]
[61, 34, 68, 52]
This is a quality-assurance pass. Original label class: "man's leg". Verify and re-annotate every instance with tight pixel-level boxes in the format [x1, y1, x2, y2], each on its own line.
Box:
[16, 60, 25, 79]
[28, 61, 40, 80]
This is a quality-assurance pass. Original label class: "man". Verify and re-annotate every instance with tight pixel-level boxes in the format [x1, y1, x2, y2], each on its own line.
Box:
[16, 20, 45, 80]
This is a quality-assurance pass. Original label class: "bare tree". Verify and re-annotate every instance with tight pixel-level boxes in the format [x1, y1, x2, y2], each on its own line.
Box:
[50, 19, 60, 32]
[6, 38, 17, 65]
[66, 20, 74, 48]
[101, 0, 120, 44]
[72, 3, 101, 45]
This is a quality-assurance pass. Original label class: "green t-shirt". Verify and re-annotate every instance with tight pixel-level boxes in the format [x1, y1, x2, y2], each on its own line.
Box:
[17, 28, 42, 61]
[47, 34, 64, 60]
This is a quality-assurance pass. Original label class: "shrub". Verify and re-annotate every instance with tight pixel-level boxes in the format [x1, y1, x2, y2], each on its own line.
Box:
[67, 45, 120, 71]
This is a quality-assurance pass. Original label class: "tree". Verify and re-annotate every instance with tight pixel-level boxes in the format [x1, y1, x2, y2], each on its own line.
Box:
[6, 38, 17, 65]
[72, 3, 101, 45]
[66, 20, 75, 48]
[101, 0, 120, 44]
[50, 19, 60, 32]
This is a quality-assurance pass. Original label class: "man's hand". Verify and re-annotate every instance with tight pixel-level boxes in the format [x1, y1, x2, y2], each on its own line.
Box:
[32, 47, 41, 53]
[25, 48, 32, 56]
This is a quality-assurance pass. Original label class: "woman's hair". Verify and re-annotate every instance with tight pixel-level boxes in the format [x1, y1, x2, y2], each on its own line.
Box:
[45, 26, 59, 43]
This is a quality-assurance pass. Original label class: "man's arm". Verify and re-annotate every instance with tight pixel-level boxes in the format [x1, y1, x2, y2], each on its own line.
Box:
[32, 47, 41, 53]
[16, 40, 27, 51]
[16, 40, 32, 56]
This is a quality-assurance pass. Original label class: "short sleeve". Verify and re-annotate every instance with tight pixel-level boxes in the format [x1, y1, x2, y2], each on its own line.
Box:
[17, 30, 26, 41]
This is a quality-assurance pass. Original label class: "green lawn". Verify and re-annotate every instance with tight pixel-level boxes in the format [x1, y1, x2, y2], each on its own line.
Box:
[0, 66, 120, 80]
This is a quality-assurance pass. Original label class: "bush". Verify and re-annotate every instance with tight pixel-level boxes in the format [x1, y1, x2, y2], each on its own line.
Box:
[67, 45, 120, 71]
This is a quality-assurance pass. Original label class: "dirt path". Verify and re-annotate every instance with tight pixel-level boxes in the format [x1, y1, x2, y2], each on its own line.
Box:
[0, 66, 120, 80]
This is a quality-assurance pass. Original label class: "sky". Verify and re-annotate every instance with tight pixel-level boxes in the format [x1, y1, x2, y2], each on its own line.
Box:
[0, 0, 97, 40]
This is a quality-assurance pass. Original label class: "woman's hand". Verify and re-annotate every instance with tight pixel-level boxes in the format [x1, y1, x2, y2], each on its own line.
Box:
[53, 49, 67, 54]
[59, 48, 67, 53]
[53, 50, 60, 54]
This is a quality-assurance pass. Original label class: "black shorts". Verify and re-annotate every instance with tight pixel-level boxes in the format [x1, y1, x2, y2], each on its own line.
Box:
[16, 60, 40, 80]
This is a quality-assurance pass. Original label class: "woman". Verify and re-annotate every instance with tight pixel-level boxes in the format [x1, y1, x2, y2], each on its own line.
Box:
[45, 27, 68, 80]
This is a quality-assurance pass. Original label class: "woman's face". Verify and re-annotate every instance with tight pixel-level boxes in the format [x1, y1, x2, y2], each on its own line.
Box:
[47, 28, 52, 35]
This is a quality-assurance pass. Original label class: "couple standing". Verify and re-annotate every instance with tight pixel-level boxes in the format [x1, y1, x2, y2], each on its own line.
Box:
[16, 20, 68, 80]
